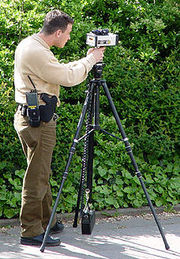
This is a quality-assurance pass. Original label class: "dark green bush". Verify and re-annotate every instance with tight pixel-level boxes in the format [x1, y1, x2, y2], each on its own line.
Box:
[0, 0, 179, 218]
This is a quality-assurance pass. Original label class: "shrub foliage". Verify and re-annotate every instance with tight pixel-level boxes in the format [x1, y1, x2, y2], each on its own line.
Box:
[0, 0, 179, 218]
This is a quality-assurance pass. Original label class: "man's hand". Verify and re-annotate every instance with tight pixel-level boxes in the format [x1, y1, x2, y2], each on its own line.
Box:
[87, 47, 105, 63]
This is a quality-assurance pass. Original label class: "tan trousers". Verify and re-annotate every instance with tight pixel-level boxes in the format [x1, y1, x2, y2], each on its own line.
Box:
[14, 110, 57, 237]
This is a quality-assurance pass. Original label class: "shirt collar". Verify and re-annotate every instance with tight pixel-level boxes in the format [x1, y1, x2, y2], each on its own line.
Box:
[32, 34, 50, 49]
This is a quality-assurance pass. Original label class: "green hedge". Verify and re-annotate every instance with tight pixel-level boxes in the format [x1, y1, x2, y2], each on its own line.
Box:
[0, 0, 179, 218]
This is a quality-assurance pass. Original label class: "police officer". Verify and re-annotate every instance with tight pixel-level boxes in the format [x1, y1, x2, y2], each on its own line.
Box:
[14, 9, 105, 246]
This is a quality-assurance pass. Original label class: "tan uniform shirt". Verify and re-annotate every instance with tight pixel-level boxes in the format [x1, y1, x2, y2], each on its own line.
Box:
[14, 34, 97, 106]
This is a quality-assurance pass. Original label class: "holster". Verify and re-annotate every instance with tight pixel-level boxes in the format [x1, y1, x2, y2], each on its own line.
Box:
[40, 93, 57, 122]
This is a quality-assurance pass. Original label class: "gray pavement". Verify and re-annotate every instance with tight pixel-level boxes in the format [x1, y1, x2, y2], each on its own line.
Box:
[0, 209, 179, 259]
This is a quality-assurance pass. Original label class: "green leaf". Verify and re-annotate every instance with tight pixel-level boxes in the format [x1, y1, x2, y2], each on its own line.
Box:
[105, 197, 115, 205]
[0, 189, 7, 201]
[115, 177, 123, 186]
[97, 166, 107, 177]
[0, 207, 3, 217]
[15, 169, 25, 178]
[123, 187, 134, 194]
[133, 200, 143, 208]
[117, 190, 124, 197]
[122, 169, 132, 179]
[4, 208, 17, 218]
[155, 199, 163, 207]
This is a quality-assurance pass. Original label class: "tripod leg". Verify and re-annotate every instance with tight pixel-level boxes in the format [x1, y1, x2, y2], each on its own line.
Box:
[73, 171, 84, 227]
[102, 81, 170, 250]
[40, 85, 94, 252]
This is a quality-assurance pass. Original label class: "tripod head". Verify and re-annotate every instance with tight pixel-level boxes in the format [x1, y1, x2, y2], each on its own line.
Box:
[92, 62, 105, 80]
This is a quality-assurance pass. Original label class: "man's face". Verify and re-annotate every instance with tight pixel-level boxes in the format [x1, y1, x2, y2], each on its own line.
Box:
[55, 23, 72, 48]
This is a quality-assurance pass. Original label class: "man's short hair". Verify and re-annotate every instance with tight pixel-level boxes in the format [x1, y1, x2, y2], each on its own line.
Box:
[41, 10, 74, 35]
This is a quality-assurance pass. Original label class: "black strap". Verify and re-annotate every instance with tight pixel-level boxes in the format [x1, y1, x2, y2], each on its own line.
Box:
[28, 75, 37, 92]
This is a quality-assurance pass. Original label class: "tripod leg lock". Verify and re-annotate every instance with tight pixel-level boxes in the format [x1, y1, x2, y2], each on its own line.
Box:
[123, 138, 128, 141]
[123, 138, 132, 154]
[136, 171, 142, 178]
[70, 146, 76, 154]
[125, 145, 131, 153]
[63, 172, 68, 179]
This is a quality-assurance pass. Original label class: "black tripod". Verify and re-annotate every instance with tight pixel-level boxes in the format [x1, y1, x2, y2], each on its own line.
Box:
[40, 62, 170, 252]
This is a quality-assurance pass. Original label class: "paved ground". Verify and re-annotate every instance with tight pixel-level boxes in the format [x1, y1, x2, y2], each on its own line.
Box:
[0, 209, 179, 259]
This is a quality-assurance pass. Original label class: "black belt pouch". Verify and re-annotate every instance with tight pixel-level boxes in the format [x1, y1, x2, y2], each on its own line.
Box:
[81, 210, 95, 235]
[40, 93, 57, 122]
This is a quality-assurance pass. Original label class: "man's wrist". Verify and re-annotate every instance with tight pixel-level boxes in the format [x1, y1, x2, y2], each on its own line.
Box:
[86, 53, 97, 66]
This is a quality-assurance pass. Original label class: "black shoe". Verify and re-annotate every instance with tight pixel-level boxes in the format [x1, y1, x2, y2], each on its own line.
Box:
[20, 233, 61, 246]
[50, 221, 64, 234]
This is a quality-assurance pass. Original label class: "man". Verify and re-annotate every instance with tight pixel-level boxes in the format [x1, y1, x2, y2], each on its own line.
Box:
[14, 9, 105, 246]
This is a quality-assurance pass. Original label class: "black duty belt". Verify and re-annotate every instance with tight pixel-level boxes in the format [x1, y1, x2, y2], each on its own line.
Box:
[16, 104, 28, 116]
[16, 103, 59, 122]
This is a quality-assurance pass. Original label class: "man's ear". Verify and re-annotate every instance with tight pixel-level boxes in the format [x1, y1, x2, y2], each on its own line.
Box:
[56, 29, 62, 38]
